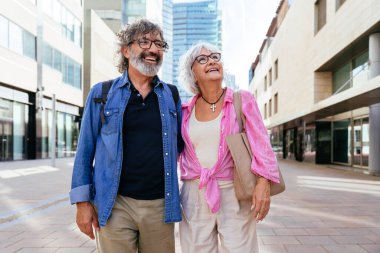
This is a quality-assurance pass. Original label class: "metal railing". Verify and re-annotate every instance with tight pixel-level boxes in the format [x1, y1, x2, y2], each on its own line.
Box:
[333, 61, 369, 95]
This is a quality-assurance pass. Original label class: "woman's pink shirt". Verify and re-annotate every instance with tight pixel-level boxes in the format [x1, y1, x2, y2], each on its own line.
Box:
[180, 88, 280, 213]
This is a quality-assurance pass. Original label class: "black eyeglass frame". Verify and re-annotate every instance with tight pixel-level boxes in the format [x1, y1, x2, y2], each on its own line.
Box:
[191, 53, 221, 68]
[128, 38, 169, 52]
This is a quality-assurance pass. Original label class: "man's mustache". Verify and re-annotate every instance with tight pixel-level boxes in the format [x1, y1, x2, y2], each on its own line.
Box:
[139, 52, 161, 63]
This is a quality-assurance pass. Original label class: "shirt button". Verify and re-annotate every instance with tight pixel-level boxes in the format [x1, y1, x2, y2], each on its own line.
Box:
[162, 113, 165, 117]
[142, 103, 145, 106]
[166, 172, 169, 176]
[167, 193, 170, 196]
[164, 132, 167, 135]
[106, 111, 110, 115]
[165, 153, 168, 156]
[137, 94, 141, 97]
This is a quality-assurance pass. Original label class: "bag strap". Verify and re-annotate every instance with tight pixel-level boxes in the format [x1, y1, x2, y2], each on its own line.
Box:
[233, 91, 246, 133]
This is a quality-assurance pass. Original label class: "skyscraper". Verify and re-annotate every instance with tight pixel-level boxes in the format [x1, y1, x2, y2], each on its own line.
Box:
[173, 0, 221, 101]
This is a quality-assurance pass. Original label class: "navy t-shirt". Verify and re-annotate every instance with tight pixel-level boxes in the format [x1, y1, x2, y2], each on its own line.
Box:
[118, 81, 165, 200]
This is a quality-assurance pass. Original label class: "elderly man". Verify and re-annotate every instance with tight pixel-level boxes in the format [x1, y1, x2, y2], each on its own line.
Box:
[69, 19, 183, 253]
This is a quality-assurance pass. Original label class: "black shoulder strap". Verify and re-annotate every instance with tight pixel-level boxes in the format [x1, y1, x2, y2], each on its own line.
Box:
[167, 84, 179, 106]
[101, 80, 113, 104]
[93, 79, 113, 124]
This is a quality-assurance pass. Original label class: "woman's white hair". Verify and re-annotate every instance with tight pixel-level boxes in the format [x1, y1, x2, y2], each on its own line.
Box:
[178, 42, 222, 95]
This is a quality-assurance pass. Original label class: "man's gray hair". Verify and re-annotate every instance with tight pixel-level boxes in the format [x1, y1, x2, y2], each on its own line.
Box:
[116, 18, 165, 73]
[178, 42, 222, 95]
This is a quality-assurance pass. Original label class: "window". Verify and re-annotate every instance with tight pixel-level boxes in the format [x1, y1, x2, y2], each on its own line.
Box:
[0, 15, 8, 48]
[269, 99, 272, 117]
[22, 30, 36, 59]
[264, 75, 267, 91]
[274, 59, 278, 80]
[9, 22, 23, 54]
[315, 0, 326, 34]
[43, 42, 82, 89]
[269, 68, 272, 86]
[333, 50, 369, 94]
[336, 0, 346, 10]
[264, 103, 267, 119]
[274, 93, 278, 114]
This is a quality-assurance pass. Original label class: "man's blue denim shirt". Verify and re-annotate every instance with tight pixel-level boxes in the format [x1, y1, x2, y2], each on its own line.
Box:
[69, 71, 183, 227]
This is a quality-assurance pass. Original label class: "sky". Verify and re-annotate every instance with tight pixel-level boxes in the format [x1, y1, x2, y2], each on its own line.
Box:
[174, 0, 282, 89]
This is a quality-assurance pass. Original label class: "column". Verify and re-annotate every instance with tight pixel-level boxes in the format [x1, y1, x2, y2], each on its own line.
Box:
[368, 33, 380, 175]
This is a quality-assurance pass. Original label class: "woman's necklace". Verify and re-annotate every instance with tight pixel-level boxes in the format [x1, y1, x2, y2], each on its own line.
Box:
[200, 88, 226, 112]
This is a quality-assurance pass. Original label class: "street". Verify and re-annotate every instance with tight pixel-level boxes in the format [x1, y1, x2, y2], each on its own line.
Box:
[0, 158, 379, 253]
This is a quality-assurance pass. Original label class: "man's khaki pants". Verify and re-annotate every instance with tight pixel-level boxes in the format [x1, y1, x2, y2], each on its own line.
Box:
[95, 195, 175, 253]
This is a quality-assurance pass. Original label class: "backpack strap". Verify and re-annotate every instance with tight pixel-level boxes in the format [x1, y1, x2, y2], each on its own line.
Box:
[167, 84, 179, 106]
[233, 91, 246, 133]
[93, 79, 113, 124]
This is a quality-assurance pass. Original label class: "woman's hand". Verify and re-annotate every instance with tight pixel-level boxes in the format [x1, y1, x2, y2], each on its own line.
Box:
[251, 177, 271, 222]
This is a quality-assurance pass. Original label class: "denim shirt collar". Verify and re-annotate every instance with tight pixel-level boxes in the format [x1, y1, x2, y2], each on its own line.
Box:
[115, 69, 164, 90]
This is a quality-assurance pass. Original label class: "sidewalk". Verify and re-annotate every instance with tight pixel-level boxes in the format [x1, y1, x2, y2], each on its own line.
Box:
[0, 158, 379, 252]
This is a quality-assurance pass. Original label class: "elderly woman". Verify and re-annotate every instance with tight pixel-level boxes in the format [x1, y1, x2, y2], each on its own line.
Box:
[177, 42, 280, 253]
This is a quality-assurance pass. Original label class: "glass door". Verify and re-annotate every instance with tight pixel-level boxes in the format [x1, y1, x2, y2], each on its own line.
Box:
[353, 119, 362, 166]
[352, 117, 369, 168]
[0, 120, 13, 161]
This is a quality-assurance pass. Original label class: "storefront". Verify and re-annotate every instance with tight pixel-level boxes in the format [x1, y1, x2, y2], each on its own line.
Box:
[0, 85, 80, 161]
[0, 86, 29, 161]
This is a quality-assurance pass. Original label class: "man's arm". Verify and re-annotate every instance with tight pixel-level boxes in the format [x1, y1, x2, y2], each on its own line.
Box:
[69, 83, 102, 239]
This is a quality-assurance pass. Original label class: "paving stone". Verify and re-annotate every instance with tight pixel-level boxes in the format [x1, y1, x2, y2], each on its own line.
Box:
[295, 235, 336, 245]
[259, 245, 287, 253]
[285, 245, 328, 253]
[330, 235, 374, 244]
[274, 228, 308, 236]
[261, 235, 300, 245]
[305, 228, 341, 236]
[54, 248, 95, 253]
[16, 248, 58, 253]
[45, 237, 88, 248]
[359, 244, 380, 253]
[323, 245, 368, 253]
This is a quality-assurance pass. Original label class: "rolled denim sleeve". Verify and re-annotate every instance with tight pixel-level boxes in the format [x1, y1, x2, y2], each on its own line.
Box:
[69, 83, 102, 204]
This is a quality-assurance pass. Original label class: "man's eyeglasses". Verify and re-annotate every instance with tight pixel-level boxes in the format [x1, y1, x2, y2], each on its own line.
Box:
[192, 53, 221, 68]
[130, 38, 168, 51]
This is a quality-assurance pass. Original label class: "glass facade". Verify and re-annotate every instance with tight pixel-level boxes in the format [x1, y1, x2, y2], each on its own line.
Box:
[333, 50, 369, 94]
[43, 42, 82, 89]
[0, 98, 29, 161]
[42, 0, 82, 48]
[173, 0, 221, 101]
[39, 108, 79, 159]
[162, 0, 174, 84]
[0, 15, 36, 60]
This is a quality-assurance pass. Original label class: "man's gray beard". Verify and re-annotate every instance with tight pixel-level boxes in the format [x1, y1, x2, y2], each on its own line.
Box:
[129, 51, 162, 77]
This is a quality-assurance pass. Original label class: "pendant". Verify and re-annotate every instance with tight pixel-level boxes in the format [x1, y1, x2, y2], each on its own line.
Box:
[210, 104, 216, 112]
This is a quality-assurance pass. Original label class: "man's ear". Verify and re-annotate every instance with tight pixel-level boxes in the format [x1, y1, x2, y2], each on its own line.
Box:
[122, 46, 130, 59]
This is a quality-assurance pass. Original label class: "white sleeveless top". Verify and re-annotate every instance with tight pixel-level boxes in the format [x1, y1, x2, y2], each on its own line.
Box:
[189, 108, 222, 169]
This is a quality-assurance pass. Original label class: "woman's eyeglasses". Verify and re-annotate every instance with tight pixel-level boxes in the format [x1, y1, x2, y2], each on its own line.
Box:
[192, 53, 221, 68]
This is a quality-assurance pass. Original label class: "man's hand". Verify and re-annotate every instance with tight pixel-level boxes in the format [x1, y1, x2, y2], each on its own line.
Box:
[251, 177, 271, 222]
[76, 202, 99, 240]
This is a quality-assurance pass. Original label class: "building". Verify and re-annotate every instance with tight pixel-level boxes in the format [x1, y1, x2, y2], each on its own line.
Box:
[249, 0, 380, 175]
[173, 0, 221, 101]
[83, 10, 119, 105]
[84, 0, 174, 85]
[84, 0, 124, 33]
[0, 0, 83, 161]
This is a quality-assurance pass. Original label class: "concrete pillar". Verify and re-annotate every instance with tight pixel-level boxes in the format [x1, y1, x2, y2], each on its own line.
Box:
[369, 33, 380, 78]
[369, 104, 380, 175]
[369, 34, 380, 175]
